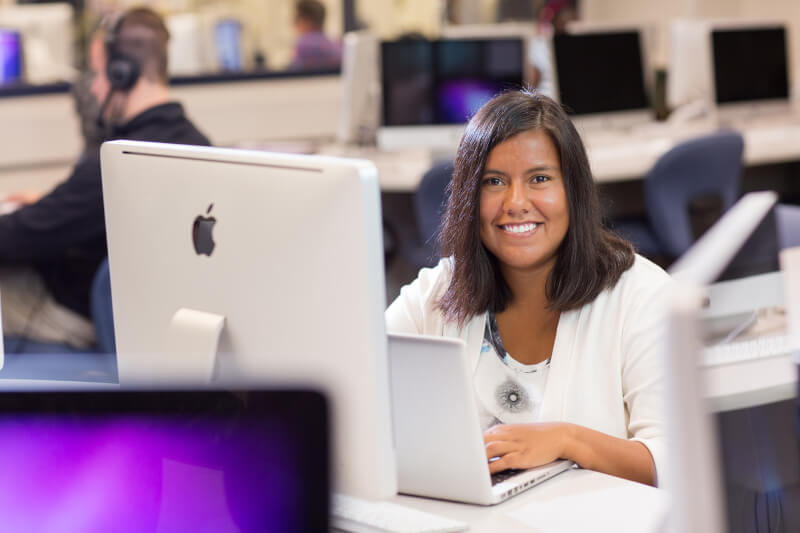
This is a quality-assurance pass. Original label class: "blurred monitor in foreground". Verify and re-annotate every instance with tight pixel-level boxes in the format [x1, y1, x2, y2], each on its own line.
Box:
[667, 191, 799, 533]
[0, 389, 328, 532]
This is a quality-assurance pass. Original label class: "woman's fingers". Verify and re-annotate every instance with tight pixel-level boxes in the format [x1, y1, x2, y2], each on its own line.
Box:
[485, 439, 517, 460]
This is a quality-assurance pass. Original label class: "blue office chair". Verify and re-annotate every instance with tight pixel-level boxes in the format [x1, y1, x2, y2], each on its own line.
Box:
[0, 258, 117, 383]
[775, 203, 800, 250]
[410, 160, 454, 267]
[614, 130, 744, 260]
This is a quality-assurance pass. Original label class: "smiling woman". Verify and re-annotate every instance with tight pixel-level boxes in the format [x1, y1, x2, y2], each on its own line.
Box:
[386, 89, 673, 487]
[478, 129, 569, 283]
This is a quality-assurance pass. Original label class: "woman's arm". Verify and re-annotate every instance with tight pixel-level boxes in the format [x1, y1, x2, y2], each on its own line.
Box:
[483, 422, 656, 486]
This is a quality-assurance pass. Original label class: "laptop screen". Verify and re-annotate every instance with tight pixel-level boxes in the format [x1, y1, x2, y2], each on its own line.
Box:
[0, 389, 328, 533]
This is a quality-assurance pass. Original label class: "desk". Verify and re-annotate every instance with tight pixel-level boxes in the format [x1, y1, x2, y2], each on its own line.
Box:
[329, 119, 800, 192]
[372, 469, 667, 533]
[704, 353, 796, 412]
[700, 272, 798, 412]
[316, 144, 435, 193]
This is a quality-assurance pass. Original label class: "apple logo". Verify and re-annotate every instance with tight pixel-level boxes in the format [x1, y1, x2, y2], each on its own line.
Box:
[192, 203, 216, 256]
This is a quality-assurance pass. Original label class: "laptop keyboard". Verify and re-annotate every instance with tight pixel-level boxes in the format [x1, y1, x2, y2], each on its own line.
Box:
[491, 468, 523, 486]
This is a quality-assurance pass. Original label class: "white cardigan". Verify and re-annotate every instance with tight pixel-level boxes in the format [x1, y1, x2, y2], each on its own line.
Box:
[385, 254, 673, 482]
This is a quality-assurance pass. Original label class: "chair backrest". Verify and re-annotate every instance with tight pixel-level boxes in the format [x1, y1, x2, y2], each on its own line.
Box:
[89, 257, 116, 354]
[414, 160, 453, 260]
[644, 130, 744, 257]
[775, 203, 800, 250]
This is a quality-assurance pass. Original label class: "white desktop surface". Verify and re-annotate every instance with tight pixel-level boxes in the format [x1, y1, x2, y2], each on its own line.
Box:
[317, 144, 434, 193]
[381, 468, 667, 533]
[700, 272, 798, 412]
[703, 353, 796, 413]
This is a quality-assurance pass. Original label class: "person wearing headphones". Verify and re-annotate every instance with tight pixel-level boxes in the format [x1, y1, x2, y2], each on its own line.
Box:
[0, 7, 210, 351]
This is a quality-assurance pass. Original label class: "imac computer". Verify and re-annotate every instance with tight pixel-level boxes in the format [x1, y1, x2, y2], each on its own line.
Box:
[666, 190, 799, 533]
[0, 3, 74, 84]
[667, 19, 714, 117]
[166, 13, 214, 76]
[0, 28, 22, 85]
[710, 23, 791, 124]
[551, 27, 651, 131]
[377, 37, 524, 152]
[337, 30, 381, 146]
[100, 141, 396, 501]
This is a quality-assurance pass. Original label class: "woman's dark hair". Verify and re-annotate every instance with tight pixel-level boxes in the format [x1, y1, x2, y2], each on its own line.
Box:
[437, 89, 634, 326]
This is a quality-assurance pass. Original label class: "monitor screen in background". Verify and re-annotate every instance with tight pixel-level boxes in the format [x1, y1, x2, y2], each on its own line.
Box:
[215, 19, 242, 71]
[381, 38, 523, 126]
[712, 27, 789, 105]
[381, 39, 435, 126]
[553, 31, 649, 115]
[0, 390, 328, 533]
[0, 29, 22, 85]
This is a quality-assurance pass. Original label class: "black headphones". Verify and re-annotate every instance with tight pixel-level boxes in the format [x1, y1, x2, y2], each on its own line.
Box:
[104, 14, 140, 92]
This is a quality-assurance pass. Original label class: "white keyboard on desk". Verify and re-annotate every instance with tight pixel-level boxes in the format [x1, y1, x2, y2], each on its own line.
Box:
[332, 494, 468, 533]
[700, 333, 792, 367]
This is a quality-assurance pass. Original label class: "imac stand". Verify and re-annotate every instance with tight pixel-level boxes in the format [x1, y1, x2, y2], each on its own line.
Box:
[162, 308, 225, 382]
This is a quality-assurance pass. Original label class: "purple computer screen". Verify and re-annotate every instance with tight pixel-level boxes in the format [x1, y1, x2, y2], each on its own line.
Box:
[0, 391, 328, 533]
[0, 29, 22, 84]
[436, 80, 511, 124]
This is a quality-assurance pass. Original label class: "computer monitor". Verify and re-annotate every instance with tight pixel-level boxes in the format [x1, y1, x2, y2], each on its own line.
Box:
[100, 141, 396, 501]
[552, 28, 650, 125]
[0, 3, 74, 84]
[667, 19, 713, 113]
[377, 37, 524, 151]
[337, 30, 381, 145]
[166, 13, 214, 76]
[711, 25, 789, 108]
[0, 28, 22, 85]
[215, 19, 242, 72]
[0, 388, 328, 532]
[666, 191, 781, 533]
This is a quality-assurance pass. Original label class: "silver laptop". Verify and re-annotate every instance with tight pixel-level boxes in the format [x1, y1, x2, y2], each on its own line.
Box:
[388, 332, 573, 505]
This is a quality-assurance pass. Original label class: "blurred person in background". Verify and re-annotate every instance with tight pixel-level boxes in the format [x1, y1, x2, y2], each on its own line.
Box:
[289, 0, 342, 71]
[0, 7, 209, 352]
[495, 0, 579, 98]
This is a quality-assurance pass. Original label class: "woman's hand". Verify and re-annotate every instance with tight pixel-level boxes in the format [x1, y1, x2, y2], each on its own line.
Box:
[484, 422, 658, 485]
[483, 422, 571, 474]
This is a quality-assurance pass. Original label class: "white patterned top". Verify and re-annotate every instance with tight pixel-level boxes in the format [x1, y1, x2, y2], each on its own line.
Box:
[474, 311, 551, 431]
